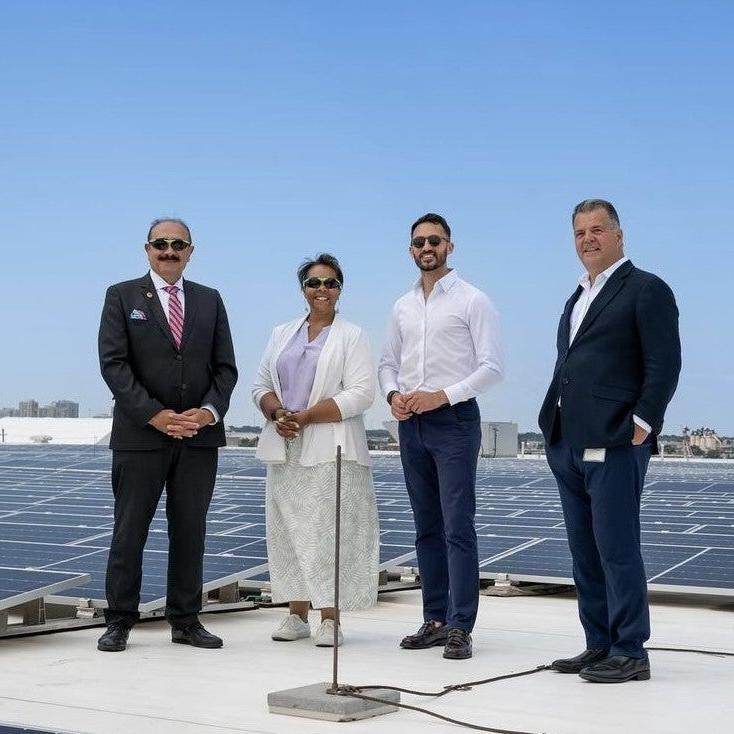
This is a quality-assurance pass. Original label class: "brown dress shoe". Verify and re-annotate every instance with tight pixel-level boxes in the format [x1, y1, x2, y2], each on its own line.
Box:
[400, 621, 448, 649]
[442, 628, 472, 660]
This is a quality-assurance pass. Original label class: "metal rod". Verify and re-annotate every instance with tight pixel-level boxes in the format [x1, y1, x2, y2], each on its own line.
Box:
[330, 445, 342, 692]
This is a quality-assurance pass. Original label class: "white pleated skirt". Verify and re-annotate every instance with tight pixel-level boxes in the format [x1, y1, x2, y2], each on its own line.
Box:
[265, 436, 379, 610]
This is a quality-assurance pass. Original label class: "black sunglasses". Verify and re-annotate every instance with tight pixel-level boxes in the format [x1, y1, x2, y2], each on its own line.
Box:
[411, 235, 449, 248]
[148, 238, 191, 252]
[302, 276, 342, 290]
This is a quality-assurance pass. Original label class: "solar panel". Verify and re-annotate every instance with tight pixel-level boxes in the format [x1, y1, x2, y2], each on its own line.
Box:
[0, 567, 90, 610]
[0, 445, 733, 605]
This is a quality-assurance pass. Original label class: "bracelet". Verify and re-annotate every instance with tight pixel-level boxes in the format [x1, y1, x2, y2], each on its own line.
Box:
[386, 390, 398, 406]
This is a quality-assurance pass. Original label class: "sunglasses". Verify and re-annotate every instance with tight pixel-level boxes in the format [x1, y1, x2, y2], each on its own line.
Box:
[302, 276, 342, 290]
[411, 235, 449, 248]
[148, 238, 191, 252]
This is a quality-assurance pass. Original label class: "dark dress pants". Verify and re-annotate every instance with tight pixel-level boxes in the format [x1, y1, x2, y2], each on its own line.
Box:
[398, 399, 481, 631]
[104, 444, 218, 627]
[546, 438, 652, 657]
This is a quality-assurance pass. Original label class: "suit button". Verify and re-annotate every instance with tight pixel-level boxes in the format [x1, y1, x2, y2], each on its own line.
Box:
[562, 377, 570, 385]
[176, 355, 182, 361]
[181, 384, 187, 391]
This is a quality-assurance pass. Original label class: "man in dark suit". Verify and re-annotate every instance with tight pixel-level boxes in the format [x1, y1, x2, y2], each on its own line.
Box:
[97, 218, 237, 652]
[539, 200, 680, 683]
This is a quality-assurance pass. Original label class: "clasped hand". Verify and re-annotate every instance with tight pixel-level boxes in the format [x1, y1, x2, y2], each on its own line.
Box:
[391, 390, 448, 420]
[273, 408, 310, 439]
[149, 408, 214, 439]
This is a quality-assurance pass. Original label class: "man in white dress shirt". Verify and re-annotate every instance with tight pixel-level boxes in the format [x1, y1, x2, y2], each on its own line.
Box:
[379, 212, 504, 660]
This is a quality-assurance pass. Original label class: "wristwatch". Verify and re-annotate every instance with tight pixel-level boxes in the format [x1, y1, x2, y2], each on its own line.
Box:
[386, 390, 398, 406]
[270, 408, 281, 421]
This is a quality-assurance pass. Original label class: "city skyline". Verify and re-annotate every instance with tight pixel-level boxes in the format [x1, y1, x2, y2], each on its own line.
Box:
[0, 399, 81, 419]
[1, 3, 733, 432]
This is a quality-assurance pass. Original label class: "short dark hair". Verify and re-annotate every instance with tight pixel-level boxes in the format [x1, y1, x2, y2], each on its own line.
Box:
[410, 212, 451, 240]
[147, 217, 192, 243]
[572, 199, 620, 229]
[297, 253, 344, 287]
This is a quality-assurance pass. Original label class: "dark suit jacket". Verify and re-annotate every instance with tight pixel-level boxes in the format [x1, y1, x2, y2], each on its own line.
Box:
[538, 260, 681, 452]
[99, 273, 238, 450]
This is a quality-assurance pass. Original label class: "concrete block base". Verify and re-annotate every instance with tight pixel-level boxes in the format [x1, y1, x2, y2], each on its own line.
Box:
[268, 682, 400, 722]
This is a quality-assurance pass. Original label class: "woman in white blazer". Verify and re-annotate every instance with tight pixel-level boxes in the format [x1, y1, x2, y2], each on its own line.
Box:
[252, 254, 379, 647]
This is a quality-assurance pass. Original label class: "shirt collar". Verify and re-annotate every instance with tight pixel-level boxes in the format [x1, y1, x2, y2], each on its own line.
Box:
[413, 269, 459, 293]
[149, 269, 184, 292]
[578, 256, 628, 289]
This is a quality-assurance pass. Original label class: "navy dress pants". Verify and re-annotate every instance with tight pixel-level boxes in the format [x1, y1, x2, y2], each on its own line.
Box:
[398, 399, 481, 631]
[546, 438, 652, 658]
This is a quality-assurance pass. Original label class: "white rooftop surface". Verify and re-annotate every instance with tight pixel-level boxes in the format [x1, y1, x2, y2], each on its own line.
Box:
[0, 418, 112, 445]
[1, 589, 732, 734]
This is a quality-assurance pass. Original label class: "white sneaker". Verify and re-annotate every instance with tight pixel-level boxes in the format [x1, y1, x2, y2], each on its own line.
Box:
[271, 614, 311, 641]
[313, 619, 343, 647]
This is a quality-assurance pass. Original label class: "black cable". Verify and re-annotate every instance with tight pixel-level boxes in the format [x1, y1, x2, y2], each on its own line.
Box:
[350, 664, 551, 698]
[335, 687, 546, 734]
[646, 645, 734, 657]
[331, 646, 733, 734]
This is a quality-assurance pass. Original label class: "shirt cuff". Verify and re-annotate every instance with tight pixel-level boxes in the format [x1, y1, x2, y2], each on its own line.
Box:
[201, 404, 219, 425]
[443, 384, 466, 406]
[379, 378, 400, 399]
[633, 414, 652, 434]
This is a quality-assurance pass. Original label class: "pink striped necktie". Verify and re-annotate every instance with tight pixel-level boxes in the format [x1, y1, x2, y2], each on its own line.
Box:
[163, 285, 184, 350]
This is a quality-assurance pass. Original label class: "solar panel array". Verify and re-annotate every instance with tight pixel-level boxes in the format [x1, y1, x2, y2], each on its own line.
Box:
[0, 567, 90, 610]
[0, 445, 732, 607]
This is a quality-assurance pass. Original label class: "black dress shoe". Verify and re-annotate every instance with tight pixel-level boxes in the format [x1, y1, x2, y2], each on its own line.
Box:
[97, 623, 130, 652]
[442, 628, 472, 660]
[400, 621, 448, 649]
[551, 648, 609, 673]
[579, 655, 650, 683]
[171, 621, 223, 649]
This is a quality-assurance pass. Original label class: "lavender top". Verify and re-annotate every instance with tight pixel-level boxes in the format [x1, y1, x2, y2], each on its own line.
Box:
[276, 320, 331, 412]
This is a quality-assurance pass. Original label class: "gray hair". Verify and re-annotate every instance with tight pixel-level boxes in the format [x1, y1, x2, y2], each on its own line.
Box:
[572, 199, 621, 230]
[147, 217, 192, 243]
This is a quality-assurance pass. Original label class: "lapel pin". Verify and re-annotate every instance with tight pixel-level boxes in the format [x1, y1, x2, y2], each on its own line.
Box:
[146, 292, 153, 298]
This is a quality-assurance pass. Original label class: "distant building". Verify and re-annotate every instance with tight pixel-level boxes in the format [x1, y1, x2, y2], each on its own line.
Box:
[18, 400, 39, 417]
[50, 400, 80, 418]
[12, 399, 79, 418]
[689, 427, 722, 452]
[383, 420, 519, 458]
[480, 422, 519, 458]
[366, 429, 398, 451]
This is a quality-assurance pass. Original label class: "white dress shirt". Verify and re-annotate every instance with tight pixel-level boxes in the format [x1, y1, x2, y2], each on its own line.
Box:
[568, 257, 651, 434]
[149, 269, 219, 424]
[149, 269, 185, 320]
[378, 270, 504, 405]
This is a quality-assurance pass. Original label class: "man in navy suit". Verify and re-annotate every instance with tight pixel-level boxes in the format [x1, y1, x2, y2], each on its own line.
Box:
[539, 200, 680, 683]
[97, 218, 237, 652]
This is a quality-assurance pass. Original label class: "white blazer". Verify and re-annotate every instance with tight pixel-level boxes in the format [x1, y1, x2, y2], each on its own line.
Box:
[252, 316, 375, 467]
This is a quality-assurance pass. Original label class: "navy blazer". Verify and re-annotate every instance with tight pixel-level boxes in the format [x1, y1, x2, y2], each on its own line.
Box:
[538, 261, 681, 452]
[98, 273, 238, 450]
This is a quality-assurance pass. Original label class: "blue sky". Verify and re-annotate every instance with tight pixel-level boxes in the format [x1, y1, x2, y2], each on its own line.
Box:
[1, 1, 732, 433]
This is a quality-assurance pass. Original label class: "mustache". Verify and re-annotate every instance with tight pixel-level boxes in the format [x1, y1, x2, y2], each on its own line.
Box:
[158, 255, 180, 261]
